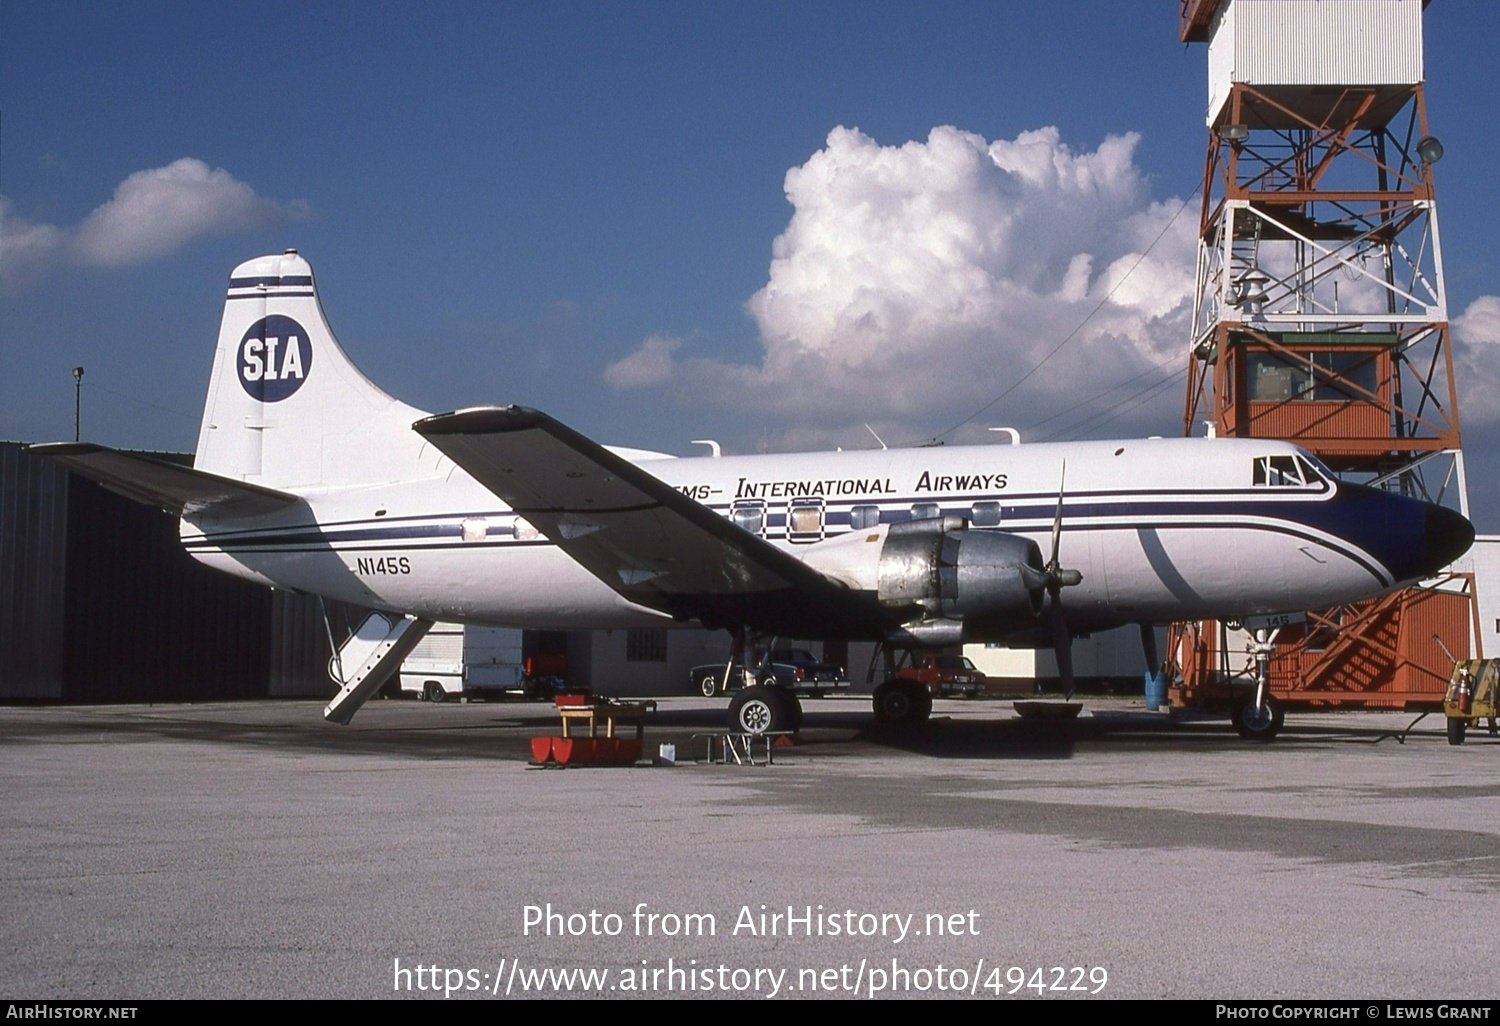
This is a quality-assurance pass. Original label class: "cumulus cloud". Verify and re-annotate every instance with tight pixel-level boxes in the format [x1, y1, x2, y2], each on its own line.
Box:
[604, 334, 683, 388]
[1453, 295, 1500, 423]
[608, 125, 1197, 448]
[1, 159, 307, 291]
[0, 198, 67, 290]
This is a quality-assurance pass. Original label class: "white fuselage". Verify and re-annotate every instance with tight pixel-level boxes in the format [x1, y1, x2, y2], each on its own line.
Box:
[180, 434, 1414, 639]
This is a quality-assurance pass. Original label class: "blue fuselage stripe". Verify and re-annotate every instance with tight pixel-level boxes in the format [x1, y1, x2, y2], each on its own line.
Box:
[183, 486, 1400, 587]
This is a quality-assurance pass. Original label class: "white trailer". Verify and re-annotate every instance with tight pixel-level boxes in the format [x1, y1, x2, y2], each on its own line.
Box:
[398, 623, 527, 702]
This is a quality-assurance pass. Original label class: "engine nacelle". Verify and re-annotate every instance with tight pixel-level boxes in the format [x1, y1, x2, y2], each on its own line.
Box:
[876, 516, 1045, 633]
[797, 516, 1048, 643]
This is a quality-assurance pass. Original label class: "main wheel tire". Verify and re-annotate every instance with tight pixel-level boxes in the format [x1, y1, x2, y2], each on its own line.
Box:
[872, 679, 932, 728]
[782, 694, 803, 734]
[1447, 717, 1467, 746]
[1235, 694, 1283, 741]
[424, 682, 445, 704]
[699, 673, 720, 698]
[728, 686, 790, 735]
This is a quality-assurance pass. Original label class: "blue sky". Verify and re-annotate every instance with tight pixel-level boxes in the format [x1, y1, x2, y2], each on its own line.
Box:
[4, 1, 1498, 527]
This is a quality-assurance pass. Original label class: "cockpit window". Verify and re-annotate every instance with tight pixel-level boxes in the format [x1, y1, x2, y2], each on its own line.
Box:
[1254, 455, 1303, 487]
[1253, 453, 1326, 488]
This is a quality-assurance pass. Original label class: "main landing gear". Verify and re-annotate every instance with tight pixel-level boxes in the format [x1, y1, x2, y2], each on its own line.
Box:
[864, 644, 933, 730]
[728, 685, 803, 736]
[871, 677, 932, 728]
[717, 629, 802, 736]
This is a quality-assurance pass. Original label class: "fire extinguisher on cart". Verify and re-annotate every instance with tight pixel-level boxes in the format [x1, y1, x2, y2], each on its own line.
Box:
[1455, 668, 1474, 716]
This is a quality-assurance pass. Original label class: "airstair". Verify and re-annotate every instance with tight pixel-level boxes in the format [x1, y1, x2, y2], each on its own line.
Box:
[323, 612, 434, 724]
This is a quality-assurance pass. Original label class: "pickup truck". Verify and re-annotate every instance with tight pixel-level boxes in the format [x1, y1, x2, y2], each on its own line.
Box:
[690, 648, 848, 697]
[895, 653, 986, 697]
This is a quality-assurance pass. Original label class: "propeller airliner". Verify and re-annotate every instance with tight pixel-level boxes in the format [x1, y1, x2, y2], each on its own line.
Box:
[34, 251, 1474, 738]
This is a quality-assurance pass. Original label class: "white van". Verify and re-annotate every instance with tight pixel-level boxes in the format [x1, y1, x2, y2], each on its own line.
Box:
[398, 623, 526, 702]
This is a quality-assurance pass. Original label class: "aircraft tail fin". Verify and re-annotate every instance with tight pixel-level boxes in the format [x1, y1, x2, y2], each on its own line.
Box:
[195, 251, 432, 489]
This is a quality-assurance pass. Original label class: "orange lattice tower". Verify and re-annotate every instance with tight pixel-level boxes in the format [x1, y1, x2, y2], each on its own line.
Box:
[1172, 0, 1478, 710]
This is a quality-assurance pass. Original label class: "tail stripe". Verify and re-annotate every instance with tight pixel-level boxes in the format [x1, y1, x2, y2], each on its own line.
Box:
[228, 274, 314, 289]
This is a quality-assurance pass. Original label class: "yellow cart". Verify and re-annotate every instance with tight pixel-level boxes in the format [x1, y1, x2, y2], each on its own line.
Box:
[1444, 659, 1499, 745]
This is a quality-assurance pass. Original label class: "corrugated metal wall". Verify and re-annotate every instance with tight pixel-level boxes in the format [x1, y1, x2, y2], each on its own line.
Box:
[1207, 0, 1424, 123]
[268, 591, 368, 698]
[1231, 0, 1422, 87]
[0, 445, 69, 697]
[60, 454, 273, 701]
[1, 442, 359, 702]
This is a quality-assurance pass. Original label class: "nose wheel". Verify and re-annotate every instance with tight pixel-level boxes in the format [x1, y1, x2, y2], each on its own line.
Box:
[1231, 694, 1284, 741]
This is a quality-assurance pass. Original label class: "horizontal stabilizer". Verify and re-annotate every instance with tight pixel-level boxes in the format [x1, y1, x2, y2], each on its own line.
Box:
[29, 443, 299, 519]
[414, 406, 884, 636]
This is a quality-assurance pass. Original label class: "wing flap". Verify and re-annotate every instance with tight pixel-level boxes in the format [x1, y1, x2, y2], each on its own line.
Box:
[29, 443, 299, 519]
[414, 407, 883, 634]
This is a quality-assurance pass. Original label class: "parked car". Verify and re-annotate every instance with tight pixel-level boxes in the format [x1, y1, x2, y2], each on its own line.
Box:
[690, 648, 847, 696]
[895, 653, 986, 697]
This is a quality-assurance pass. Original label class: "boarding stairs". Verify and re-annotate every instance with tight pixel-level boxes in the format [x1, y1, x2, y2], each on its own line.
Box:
[323, 612, 434, 724]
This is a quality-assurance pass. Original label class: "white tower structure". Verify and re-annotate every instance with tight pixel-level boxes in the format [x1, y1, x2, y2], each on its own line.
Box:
[1173, 0, 1477, 708]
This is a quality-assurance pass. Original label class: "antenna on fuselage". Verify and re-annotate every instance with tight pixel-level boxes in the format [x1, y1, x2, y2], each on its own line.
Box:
[864, 424, 888, 450]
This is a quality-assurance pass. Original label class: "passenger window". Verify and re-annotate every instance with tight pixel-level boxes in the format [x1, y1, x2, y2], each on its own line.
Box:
[910, 502, 941, 521]
[788, 499, 824, 543]
[731, 501, 765, 535]
[849, 505, 881, 530]
[970, 501, 1002, 526]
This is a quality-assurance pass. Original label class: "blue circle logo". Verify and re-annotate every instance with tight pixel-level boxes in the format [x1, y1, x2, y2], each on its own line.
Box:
[238, 315, 313, 402]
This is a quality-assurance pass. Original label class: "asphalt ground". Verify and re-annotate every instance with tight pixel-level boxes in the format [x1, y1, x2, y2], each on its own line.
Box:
[2, 695, 1497, 1000]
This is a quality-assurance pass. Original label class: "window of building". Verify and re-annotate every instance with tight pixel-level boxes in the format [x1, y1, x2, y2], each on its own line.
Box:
[1248, 350, 1380, 402]
[626, 629, 668, 663]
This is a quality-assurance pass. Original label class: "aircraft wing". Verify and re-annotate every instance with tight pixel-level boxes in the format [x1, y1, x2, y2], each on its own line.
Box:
[414, 406, 885, 636]
[29, 443, 299, 519]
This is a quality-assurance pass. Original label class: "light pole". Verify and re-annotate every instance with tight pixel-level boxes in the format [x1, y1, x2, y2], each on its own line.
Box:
[72, 366, 84, 441]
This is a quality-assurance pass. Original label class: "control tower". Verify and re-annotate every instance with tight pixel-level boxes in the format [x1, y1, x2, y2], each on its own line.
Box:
[1171, 0, 1476, 713]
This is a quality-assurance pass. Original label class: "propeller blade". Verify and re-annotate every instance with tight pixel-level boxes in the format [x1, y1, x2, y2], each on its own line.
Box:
[1051, 600, 1075, 700]
[1043, 457, 1078, 699]
[1139, 623, 1159, 674]
[1049, 459, 1066, 571]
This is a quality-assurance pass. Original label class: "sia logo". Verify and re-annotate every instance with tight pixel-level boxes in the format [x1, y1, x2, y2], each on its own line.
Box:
[238, 315, 313, 401]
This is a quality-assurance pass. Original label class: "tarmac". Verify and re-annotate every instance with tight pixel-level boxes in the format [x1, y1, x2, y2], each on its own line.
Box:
[2, 694, 1497, 1000]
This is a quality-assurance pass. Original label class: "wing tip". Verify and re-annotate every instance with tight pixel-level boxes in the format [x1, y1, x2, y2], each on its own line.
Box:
[415, 405, 546, 437]
[26, 441, 107, 457]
